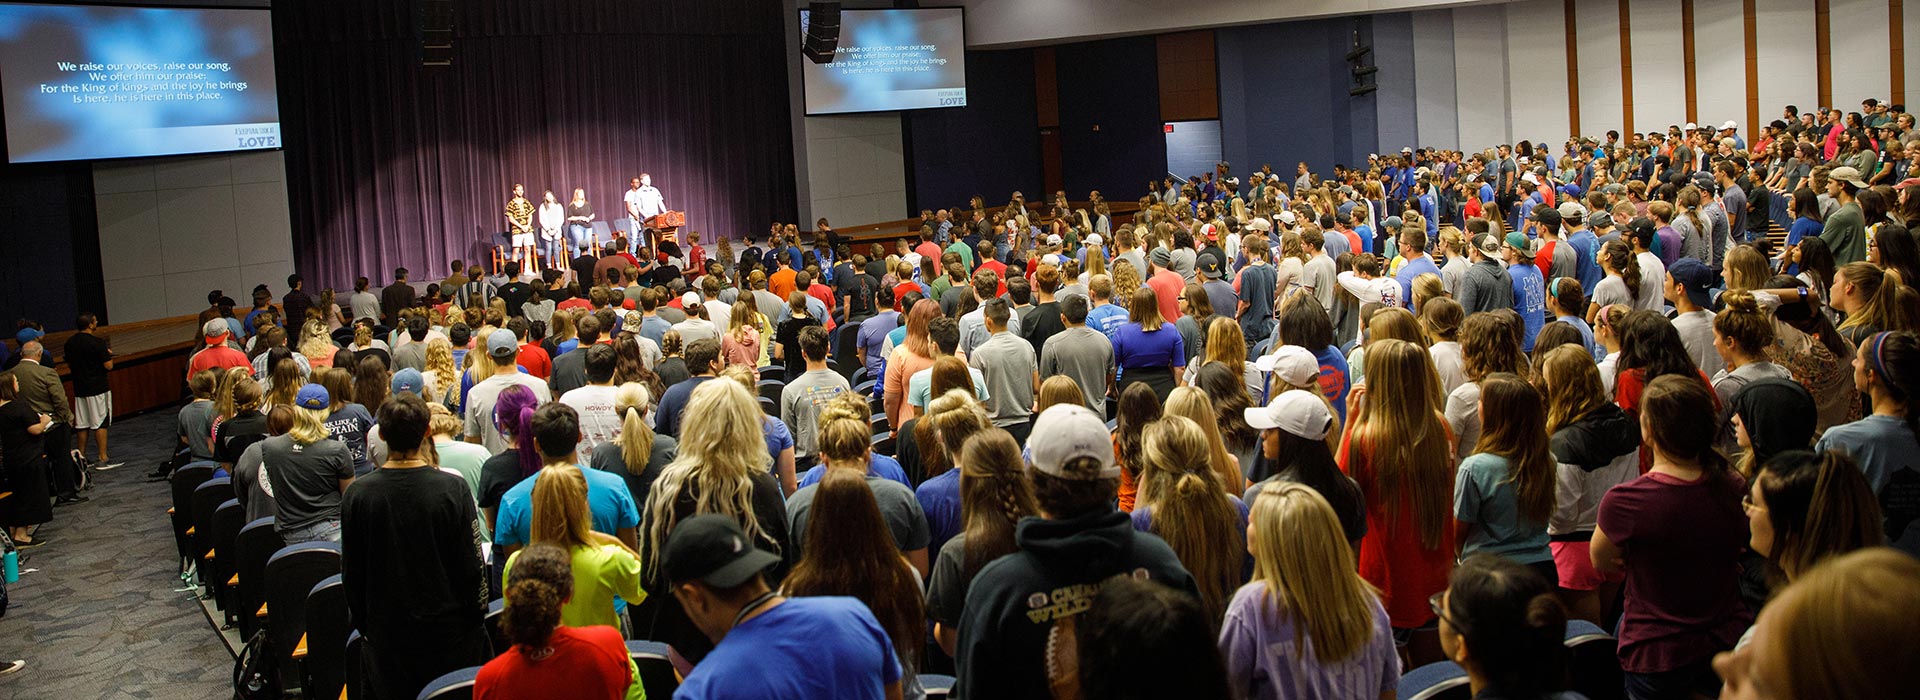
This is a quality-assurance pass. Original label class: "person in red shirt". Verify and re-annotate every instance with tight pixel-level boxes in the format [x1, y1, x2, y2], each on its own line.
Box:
[1145, 249, 1186, 323]
[508, 317, 552, 379]
[187, 319, 251, 381]
[801, 269, 837, 332]
[474, 543, 642, 700]
[768, 256, 799, 302]
[914, 228, 943, 266]
[1338, 339, 1458, 632]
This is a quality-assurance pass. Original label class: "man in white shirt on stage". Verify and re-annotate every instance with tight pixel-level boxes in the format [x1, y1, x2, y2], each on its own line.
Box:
[625, 173, 667, 248]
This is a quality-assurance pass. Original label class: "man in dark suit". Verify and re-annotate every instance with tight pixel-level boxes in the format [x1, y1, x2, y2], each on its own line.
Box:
[380, 268, 416, 326]
[14, 341, 85, 504]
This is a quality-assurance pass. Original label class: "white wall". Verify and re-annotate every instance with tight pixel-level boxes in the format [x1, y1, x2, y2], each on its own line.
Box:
[1410, 9, 1460, 152]
[1452, 3, 1512, 149]
[1691, 0, 1748, 128]
[1574, 0, 1624, 136]
[801, 115, 908, 228]
[1504, 0, 1570, 145]
[1829, 0, 1891, 109]
[1628, 0, 1687, 131]
[1753, 0, 1818, 124]
[94, 151, 294, 324]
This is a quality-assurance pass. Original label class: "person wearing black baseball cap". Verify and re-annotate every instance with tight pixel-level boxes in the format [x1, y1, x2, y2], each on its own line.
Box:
[664, 513, 905, 699]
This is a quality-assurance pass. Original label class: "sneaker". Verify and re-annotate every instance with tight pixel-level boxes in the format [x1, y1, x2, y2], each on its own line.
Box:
[0, 659, 22, 675]
[95, 461, 125, 471]
[53, 495, 89, 507]
[14, 537, 46, 549]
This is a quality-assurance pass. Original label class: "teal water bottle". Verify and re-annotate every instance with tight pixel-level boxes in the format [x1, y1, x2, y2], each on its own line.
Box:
[2, 550, 17, 583]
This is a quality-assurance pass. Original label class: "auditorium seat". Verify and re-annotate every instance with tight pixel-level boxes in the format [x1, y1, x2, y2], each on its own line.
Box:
[760, 364, 785, 384]
[869, 413, 890, 437]
[923, 673, 955, 699]
[850, 366, 869, 388]
[758, 395, 778, 417]
[415, 666, 480, 700]
[1397, 661, 1470, 700]
[833, 324, 863, 378]
[264, 541, 342, 692]
[756, 378, 785, 403]
[625, 640, 680, 697]
[210, 499, 247, 623]
[1565, 619, 1624, 700]
[483, 599, 507, 654]
[301, 574, 350, 700]
[169, 463, 217, 578]
[871, 432, 896, 457]
[344, 631, 363, 700]
[188, 478, 232, 600]
[234, 517, 282, 638]
[854, 378, 877, 396]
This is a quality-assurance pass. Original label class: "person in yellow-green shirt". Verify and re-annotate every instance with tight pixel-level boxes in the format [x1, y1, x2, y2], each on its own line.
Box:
[503, 465, 646, 630]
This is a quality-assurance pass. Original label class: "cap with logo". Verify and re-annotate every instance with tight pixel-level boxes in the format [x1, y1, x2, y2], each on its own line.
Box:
[1254, 345, 1321, 389]
[294, 384, 330, 410]
[390, 367, 425, 395]
[1668, 258, 1716, 308]
[663, 513, 782, 588]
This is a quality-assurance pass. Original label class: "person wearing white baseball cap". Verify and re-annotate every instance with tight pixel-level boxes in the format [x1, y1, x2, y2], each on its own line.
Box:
[1823, 166, 1871, 262]
[1255, 345, 1321, 392]
[952, 403, 1198, 700]
[1240, 389, 1368, 544]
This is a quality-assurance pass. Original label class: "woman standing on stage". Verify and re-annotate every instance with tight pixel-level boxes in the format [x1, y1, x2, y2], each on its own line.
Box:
[565, 188, 596, 258]
[538, 191, 565, 271]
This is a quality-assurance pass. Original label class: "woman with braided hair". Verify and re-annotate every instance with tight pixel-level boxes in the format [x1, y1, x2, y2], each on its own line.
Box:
[476, 542, 644, 700]
[927, 428, 1036, 657]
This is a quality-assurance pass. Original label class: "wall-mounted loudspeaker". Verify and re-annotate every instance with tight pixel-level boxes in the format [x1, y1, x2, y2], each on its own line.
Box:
[803, 2, 843, 65]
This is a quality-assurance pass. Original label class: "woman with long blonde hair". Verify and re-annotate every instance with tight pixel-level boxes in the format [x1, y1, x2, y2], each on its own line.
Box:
[1165, 386, 1249, 492]
[1134, 415, 1247, 625]
[1538, 345, 1639, 624]
[421, 337, 458, 405]
[720, 297, 763, 379]
[587, 382, 675, 509]
[1221, 483, 1398, 699]
[264, 356, 304, 409]
[911, 389, 993, 549]
[633, 378, 790, 663]
[1339, 338, 1457, 634]
[507, 465, 644, 629]
[1183, 317, 1264, 401]
[298, 320, 336, 370]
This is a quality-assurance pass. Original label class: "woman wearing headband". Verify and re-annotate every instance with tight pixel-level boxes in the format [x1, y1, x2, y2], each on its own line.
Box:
[1813, 330, 1920, 555]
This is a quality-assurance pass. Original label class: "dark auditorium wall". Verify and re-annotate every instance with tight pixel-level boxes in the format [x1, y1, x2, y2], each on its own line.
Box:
[0, 163, 102, 332]
[274, 0, 798, 286]
[1055, 36, 1167, 199]
[906, 49, 1042, 212]
[1218, 18, 1374, 178]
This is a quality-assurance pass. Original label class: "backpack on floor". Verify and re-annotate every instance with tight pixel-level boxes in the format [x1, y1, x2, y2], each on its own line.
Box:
[232, 629, 278, 700]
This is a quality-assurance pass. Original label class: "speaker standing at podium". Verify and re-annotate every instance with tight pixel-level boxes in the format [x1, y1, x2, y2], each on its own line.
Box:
[625, 173, 666, 248]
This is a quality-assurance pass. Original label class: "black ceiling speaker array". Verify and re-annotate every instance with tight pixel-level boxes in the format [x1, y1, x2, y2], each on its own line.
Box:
[419, 0, 453, 67]
[803, 1, 843, 65]
[1348, 21, 1376, 96]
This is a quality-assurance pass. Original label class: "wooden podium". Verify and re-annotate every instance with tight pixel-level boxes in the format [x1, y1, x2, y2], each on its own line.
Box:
[646, 211, 685, 250]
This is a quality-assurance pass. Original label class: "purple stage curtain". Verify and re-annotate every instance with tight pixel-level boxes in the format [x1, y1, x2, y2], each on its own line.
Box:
[274, 0, 798, 288]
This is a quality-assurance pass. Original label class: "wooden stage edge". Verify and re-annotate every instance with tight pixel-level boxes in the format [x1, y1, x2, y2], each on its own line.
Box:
[30, 314, 201, 420]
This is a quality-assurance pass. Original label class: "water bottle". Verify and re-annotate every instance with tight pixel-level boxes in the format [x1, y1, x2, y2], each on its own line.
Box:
[2, 550, 17, 583]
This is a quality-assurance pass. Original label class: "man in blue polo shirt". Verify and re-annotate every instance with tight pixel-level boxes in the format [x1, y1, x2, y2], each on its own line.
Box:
[492, 402, 640, 552]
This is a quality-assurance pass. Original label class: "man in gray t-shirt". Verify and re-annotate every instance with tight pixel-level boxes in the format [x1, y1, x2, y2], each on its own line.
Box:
[970, 299, 1039, 441]
[1039, 295, 1116, 416]
[779, 326, 852, 465]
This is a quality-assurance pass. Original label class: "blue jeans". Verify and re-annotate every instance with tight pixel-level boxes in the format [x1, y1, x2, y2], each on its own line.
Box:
[543, 234, 566, 265]
[566, 223, 592, 254]
[281, 519, 342, 546]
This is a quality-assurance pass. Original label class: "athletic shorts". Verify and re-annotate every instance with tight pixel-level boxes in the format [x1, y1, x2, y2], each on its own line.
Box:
[1552, 540, 1623, 591]
[74, 392, 112, 430]
[510, 232, 535, 247]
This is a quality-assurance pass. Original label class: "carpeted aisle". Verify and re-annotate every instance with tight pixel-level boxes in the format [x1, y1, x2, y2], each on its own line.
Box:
[0, 409, 231, 700]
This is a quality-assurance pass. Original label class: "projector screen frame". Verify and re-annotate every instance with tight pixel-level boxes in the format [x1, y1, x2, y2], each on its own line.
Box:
[0, 0, 282, 164]
[795, 4, 969, 118]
